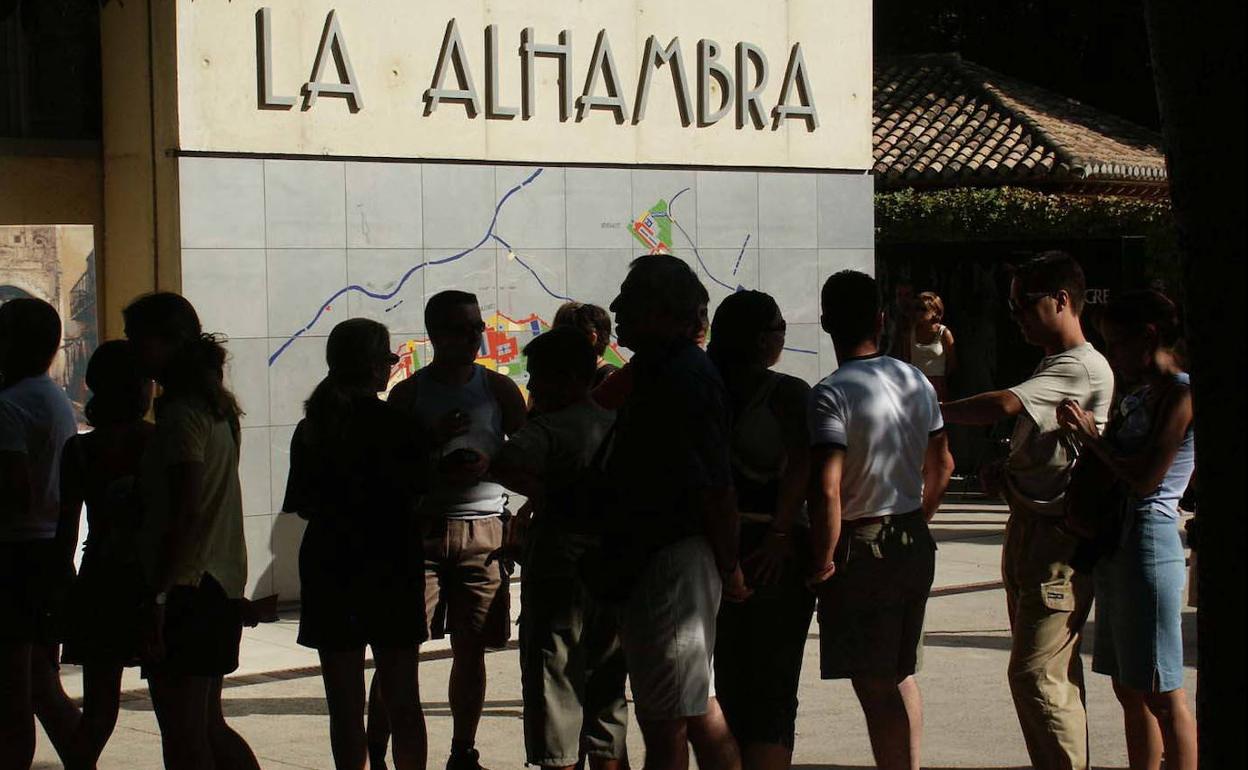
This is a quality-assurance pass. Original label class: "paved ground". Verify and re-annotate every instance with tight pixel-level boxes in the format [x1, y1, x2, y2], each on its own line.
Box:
[34, 496, 1198, 769]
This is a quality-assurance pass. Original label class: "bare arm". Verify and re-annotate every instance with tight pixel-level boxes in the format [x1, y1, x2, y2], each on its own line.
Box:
[808, 445, 844, 583]
[700, 484, 740, 574]
[943, 327, 958, 378]
[772, 377, 812, 534]
[487, 371, 528, 437]
[922, 430, 956, 520]
[488, 460, 545, 504]
[1060, 387, 1193, 499]
[941, 390, 1023, 425]
[151, 461, 207, 595]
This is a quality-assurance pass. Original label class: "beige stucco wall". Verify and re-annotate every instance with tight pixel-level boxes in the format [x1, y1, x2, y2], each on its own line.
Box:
[0, 153, 102, 230]
[99, 0, 181, 337]
[175, 0, 871, 169]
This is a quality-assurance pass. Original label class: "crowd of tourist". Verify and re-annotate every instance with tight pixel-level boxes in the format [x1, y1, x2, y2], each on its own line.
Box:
[0, 251, 1196, 770]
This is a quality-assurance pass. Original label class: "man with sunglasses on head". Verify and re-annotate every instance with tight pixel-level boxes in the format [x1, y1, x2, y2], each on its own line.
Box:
[381, 290, 527, 770]
[941, 252, 1113, 770]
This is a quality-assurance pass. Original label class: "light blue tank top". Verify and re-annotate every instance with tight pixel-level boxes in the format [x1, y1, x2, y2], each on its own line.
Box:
[1112, 372, 1194, 519]
[409, 365, 507, 518]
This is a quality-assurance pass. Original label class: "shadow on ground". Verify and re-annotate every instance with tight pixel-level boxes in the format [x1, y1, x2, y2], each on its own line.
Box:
[930, 528, 1005, 545]
[122, 697, 525, 718]
[120, 693, 521, 718]
[922, 612, 1197, 667]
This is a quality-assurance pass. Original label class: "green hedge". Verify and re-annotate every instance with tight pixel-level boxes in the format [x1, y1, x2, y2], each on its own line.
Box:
[875, 187, 1176, 249]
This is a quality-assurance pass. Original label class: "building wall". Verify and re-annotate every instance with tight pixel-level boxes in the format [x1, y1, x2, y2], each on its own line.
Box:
[170, 0, 874, 600]
[179, 157, 872, 599]
[0, 152, 101, 230]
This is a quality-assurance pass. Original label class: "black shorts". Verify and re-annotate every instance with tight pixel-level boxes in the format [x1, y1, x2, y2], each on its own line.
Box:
[0, 540, 67, 645]
[817, 511, 936, 680]
[296, 521, 428, 652]
[144, 573, 243, 678]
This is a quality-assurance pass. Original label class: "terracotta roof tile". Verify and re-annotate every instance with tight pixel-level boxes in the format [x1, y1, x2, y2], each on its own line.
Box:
[873, 54, 1168, 190]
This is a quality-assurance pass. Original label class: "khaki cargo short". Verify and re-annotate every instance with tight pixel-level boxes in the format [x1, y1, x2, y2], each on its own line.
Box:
[421, 516, 511, 649]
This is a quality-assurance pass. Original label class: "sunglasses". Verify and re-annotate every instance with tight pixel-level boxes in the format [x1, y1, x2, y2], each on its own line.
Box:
[1008, 291, 1054, 316]
[430, 320, 487, 337]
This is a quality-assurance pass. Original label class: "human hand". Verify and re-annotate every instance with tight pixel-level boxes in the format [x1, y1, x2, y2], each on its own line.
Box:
[743, 530, 793, 587]
[721, 565, 753, 603]
[806, 560, 836, 589]
[434, 409, 472, 445]
[485, 545, 516, 578]
[1056, 399, 1098, 440]
[503, 501, 534, 559]
[439, 448, 489, 486]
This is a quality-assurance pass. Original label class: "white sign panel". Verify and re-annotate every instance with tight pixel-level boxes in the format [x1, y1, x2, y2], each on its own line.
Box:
[176, 0, 872, 169]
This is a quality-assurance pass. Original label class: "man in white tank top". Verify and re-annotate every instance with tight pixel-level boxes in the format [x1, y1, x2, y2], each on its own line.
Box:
[384, 291, 526, 770]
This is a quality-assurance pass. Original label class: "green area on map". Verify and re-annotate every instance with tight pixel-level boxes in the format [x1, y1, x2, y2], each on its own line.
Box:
[630, 199, 673, 253]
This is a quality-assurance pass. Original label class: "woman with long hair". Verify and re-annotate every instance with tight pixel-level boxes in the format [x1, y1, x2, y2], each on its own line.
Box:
[706, 290, 814, 770]
[123, 292, 259, 770]
[1057, 290, 1197, 770]
[57, 341, 154, 769]
[906, 291, 957, 401]
[282, 318, 430, 770]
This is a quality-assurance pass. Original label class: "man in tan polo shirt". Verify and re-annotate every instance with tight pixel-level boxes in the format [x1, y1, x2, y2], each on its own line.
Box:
[942, 252, 1113, 770]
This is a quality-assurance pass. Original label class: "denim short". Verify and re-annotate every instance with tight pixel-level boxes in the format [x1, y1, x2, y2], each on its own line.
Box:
[1092, 508, 1187, 692]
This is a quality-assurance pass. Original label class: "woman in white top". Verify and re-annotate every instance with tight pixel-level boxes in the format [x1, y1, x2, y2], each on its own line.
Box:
[907, 291, 957, 401]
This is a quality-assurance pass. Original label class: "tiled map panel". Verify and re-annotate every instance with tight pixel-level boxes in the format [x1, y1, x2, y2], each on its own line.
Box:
[179, 157, 873, 598]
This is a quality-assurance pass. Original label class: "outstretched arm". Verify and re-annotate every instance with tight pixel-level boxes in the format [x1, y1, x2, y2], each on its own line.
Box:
[941, 390, 1023, 425]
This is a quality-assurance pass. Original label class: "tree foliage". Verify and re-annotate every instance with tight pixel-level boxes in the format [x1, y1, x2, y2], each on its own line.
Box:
[876, 187, 1175, 250]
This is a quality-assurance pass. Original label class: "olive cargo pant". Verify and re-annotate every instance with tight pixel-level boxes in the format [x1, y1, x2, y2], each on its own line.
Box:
[1002, 512, 1094, 770]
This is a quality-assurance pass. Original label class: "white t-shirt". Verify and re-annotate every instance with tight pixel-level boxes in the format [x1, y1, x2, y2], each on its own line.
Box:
[0, 374, 79, 541]
[1005, 342, 1114, 517]
[808, 354, 944, 520]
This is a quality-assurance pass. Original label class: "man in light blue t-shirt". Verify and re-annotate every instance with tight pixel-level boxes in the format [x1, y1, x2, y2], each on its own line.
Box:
[0, 298, 81, 770]
[808, 271, 954, 770]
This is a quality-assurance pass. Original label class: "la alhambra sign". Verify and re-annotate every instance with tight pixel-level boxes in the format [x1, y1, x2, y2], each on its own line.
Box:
[175, 0, 871, 169]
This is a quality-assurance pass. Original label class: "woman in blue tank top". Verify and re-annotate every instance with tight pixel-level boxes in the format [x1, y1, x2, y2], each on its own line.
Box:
[1057, 290, 1196, 770]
